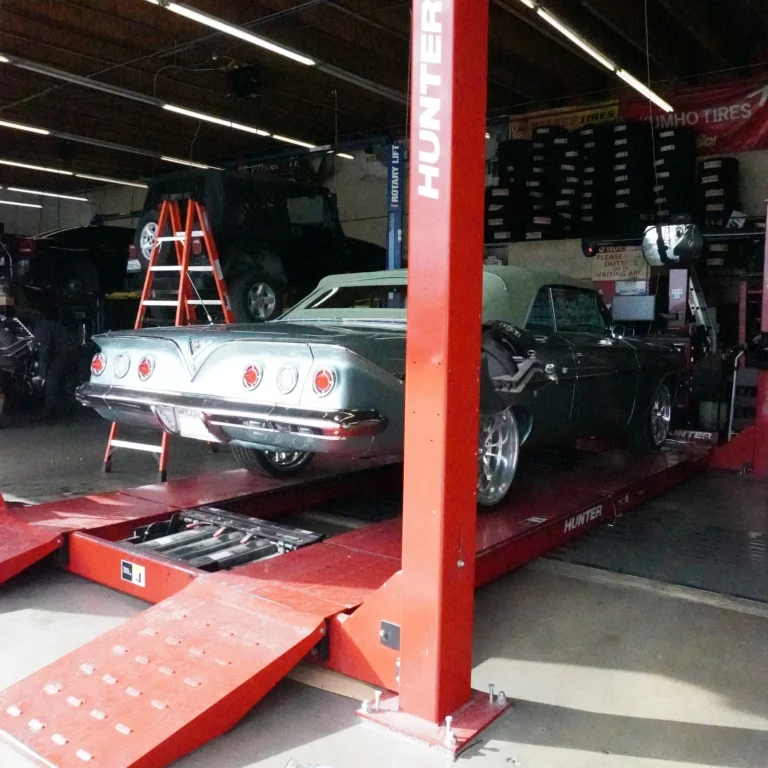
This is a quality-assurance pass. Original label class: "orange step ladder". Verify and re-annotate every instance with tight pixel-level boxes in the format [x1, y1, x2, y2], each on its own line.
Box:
[103, 197, 234, 483]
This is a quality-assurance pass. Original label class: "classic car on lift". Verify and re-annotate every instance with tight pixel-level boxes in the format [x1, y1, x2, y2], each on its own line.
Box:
[77, 266, 685, 506]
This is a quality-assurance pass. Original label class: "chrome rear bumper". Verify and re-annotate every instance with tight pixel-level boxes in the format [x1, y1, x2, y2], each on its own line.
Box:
[76, 383, 391, 456]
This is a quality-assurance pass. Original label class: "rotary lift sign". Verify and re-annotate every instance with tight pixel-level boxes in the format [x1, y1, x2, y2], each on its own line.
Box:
[591, 245, 649, 282]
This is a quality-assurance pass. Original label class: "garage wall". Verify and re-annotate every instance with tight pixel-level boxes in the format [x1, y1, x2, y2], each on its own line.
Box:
[503, 239, 593, 280]
[325, 149, 389, 248]
[737, 150, 768, 218]
[0, 185, 145, 237]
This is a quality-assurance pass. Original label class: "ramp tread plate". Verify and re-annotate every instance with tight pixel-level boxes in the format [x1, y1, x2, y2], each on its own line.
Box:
[231, 544, 400, 616]
[9, 495, 177, 535]
[0, 513, 64, 586]
[0, 576, 325, 768]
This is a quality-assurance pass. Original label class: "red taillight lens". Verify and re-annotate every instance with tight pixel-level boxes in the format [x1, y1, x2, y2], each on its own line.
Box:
[191, 238, 203, 256]
[243, 363, 263, 391]
[312, 367, 336, 397]
[18, 238, 36, 255]
[128, 244, 137, 259]
[138, 356, 154, 381]
[90, 353, 106, 377]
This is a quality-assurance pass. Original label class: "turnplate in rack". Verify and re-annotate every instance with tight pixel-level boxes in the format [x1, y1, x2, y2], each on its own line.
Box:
[102, 197, 234, 482]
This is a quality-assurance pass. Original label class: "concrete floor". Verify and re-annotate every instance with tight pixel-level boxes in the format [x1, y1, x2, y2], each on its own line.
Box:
[1, 415, 767, 767]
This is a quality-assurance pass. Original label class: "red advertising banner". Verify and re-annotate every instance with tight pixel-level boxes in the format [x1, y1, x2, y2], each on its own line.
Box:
[621, 78, 768, 155]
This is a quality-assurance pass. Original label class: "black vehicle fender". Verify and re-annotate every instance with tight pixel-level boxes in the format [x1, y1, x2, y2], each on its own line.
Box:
[632, 369, 680, 420]
[224, 242, 287, 285]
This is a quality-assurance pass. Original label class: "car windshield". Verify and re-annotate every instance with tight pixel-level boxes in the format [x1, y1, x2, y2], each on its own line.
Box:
[284, 283, 407, 323]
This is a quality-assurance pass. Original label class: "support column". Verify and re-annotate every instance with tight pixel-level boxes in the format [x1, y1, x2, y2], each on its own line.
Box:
[399, 0, 489, 723]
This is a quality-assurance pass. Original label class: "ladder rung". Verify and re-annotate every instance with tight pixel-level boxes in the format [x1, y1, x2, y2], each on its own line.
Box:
[109, 439, 164, 453]
[150, 266, 214, 273]
[175, 231, 204, 238]
[187, 300, 222, 305]
[142, 300, 180, 306]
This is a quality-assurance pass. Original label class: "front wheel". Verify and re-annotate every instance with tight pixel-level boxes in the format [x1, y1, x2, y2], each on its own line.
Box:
[229, 270, 285, 323]
[477, 408, 520, 507]
[627, 379, 673, 452]
[232, 445, 314, 477]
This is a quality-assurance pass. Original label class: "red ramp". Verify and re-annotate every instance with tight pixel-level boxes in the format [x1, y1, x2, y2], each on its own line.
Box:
[0, 575, 326, 768]
[0, 512, 64, 586]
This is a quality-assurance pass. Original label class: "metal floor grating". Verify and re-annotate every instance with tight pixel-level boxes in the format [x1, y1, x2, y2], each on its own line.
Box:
[550, 473, 768, 602]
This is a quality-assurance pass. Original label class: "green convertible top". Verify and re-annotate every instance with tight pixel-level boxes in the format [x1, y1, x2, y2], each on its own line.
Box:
[298, 265, 592, 328]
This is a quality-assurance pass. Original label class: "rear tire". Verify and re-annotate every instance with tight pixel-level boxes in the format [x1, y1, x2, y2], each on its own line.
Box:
[229, 269, 285, 323]
[627, 378, 673, 452]
[232, 445, 314, 477]
[135, 211, 171, 270]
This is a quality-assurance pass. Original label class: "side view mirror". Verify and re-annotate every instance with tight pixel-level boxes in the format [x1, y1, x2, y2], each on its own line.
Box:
[611, 324, 626, 339]
[641, 223, 703, 267]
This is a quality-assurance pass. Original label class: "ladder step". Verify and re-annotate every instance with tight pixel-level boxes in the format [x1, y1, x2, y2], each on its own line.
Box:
[150, 266, 214, 272]
[157, 231, 205, 243]
[188, 300, 223, 305]
[109, 439, 164, 453]
[142, 300, 180, 306]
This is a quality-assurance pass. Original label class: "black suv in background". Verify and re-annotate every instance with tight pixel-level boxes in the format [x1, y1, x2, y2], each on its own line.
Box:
[133, 170, 387, 322]
[12, 225, 134, 310]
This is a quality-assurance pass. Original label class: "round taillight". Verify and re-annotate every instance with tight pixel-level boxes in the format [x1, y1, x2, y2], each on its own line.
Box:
[114, 354, 130, 379]
[138, 356, 154, 381]
[276, 364, 299, 394]
[312, 367, 336, 397]
[90, 353, 106, 377]
[243, 363, 263, 391]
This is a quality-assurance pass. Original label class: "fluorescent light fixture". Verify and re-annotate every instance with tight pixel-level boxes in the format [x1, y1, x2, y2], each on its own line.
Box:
[0, 158, 72, 175]
[161, 156, 220, 170]
[0, 55, 8, 63]
[6, 187, 89, 202]
[163, 105, 272, 138]
[486, 132, 491, 139]
[0, 119, 50, 136]
[536, 8, 615, 70]
[75, 174, 148, 189]
[616, 69, 674, 112]
[518, 0, 536, 7]
[158, 2, 316, 66]
[230, 122, 270, 137]
[0, 199, 42, 209]
[273, 135, 316, 149]
[336, 153, 354, 160]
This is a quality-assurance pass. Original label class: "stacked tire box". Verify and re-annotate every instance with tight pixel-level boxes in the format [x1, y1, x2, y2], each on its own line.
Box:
[698, 157, 740, 228]
[611, 121, 654, 236]
[486, 139, 533, 244]
[653, 127, 698, 219]
[577, 125, 613, 236]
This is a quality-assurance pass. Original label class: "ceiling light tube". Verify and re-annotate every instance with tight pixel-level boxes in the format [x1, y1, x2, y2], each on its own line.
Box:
[518, 0, 536, 8]
[0, 199, 42, 209]
[230, 122, 270, 138]
[536, 8, 615, 70]
[7, 187, 90, 202]
[160, 2, 316, 66]
[336, 153, 354, 160]
[0, 55, 9, 63]
[0, 159, 72, 175]
[75, 174, 148, 189]
[616, 69, 674, 112]
[161, 156, 219, 170]
[163, 105, 272, 138]
[0, 119, 50, 136]
[273, 135, 316, 149]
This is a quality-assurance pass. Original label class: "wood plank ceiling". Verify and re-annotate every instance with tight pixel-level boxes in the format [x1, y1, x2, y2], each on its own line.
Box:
[0, 0, 765, 194]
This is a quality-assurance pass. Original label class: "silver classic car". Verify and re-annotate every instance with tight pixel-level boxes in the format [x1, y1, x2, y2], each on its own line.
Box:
[77, 266, 684, 506]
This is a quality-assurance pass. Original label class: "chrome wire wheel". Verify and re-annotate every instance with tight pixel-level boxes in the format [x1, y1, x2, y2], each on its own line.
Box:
[651, 381, 672, 447]
[263, 450, 312, 471]
[248, 282, 278, 320]
[477, 408, 520, 507]
[140, 222, 158, 261]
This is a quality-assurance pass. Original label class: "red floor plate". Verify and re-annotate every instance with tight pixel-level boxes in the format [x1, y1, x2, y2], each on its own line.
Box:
[0, 575, 326, 768]
[0, 512, 64, 586]
[358, 689, 510, 755]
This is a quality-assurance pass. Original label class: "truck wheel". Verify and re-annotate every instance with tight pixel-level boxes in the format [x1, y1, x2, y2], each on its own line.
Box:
[229, 270, 284, 322]
[231, 445, 314, 477]
[627, 378, 673, 453]
[135, 211, 170, 269]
